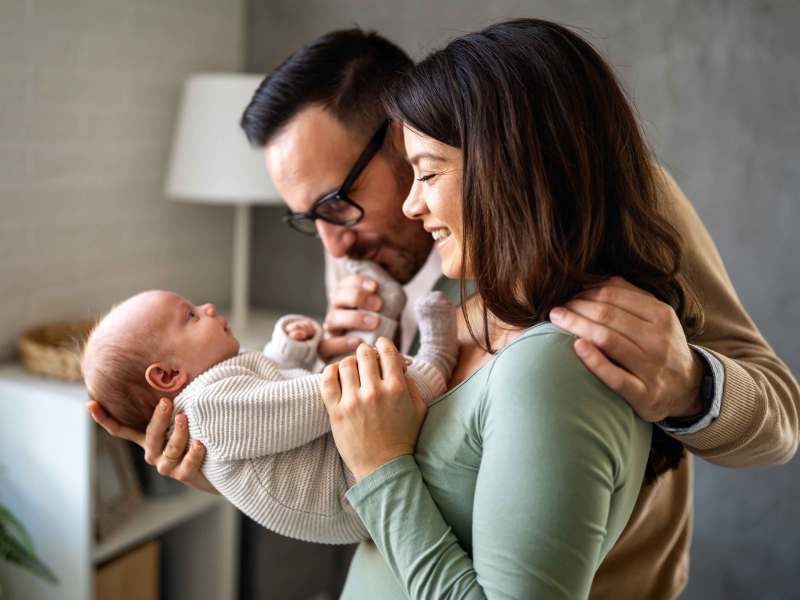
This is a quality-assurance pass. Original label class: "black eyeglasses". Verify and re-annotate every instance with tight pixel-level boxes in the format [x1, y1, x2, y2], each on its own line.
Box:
[283, 120, 390, 236]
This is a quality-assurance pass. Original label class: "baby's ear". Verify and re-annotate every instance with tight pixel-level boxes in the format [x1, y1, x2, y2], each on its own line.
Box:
[145, 363, 188, 393]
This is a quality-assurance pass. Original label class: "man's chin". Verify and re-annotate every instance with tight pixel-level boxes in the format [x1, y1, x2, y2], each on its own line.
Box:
[349, 235, 432, 284]
[370, 247, 428, 285]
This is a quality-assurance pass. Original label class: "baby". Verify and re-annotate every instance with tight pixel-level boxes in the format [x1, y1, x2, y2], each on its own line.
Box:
[81, 262, 457, 544]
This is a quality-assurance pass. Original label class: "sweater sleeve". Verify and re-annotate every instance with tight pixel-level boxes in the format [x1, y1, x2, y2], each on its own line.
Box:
[189, 367, 330, 461]
[262, 314, 323, 372]
[345, 332, 650, 600]
[655, 165, 799, 466]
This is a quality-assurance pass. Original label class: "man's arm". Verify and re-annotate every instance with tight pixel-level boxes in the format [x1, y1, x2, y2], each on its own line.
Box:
[654, 166, 798, 465]
[550, 165, 799, 467]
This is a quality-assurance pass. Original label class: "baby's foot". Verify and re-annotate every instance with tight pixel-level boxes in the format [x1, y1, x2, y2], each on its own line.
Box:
[413, 291, 459, 381]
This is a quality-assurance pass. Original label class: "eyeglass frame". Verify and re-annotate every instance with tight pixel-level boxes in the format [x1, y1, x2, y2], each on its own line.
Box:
[282, 119, 391, 236]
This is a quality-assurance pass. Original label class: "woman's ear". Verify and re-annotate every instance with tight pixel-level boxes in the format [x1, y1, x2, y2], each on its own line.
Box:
[145, 363, 188, 393]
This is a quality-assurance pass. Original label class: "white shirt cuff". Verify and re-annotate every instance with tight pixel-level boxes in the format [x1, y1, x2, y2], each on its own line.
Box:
[657, 345, 724, 435]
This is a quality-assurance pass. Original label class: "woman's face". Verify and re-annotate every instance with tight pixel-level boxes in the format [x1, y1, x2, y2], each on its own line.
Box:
[401, 125, 466, 279]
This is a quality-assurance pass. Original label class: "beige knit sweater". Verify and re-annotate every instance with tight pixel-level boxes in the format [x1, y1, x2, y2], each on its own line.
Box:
[589, 165, 800, 599]
[171, 292, 457, 544]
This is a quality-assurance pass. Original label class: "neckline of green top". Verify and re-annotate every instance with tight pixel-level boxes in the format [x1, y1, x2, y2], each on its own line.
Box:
[430, 320, 562, 407]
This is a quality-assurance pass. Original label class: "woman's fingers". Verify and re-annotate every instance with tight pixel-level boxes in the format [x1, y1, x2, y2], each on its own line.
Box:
[86, 400, 144, 446]
[355, 343, 381, 390]
[321, 363, 342, 410]
[143, 397, 172, 465]
[338, 355, 361, 393]
[376, 337, 405, 385]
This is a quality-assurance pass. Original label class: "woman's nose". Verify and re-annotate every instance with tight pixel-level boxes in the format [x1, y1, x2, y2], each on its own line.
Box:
[402, 185, 428, 220]
[316, 221, 356, 258]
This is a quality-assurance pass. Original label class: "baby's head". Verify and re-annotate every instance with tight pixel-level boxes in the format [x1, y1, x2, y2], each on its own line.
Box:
[81, 290, 240, 431]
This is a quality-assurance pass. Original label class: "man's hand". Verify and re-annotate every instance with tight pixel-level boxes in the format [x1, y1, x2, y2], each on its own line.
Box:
[87, 398, 220, 495]
[319, 274, 383, 360]
[549, 276, 705, 423]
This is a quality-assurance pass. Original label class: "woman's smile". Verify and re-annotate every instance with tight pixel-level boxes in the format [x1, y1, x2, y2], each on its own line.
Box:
[430, 227, 453, 250]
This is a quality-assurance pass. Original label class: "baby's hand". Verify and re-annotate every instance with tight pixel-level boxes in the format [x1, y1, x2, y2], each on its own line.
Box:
[285, 318, 318, 341]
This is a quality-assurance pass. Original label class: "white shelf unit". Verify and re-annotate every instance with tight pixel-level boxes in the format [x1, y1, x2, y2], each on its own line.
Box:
[0, 363, 239, 600]
[0, 308, 287, 599]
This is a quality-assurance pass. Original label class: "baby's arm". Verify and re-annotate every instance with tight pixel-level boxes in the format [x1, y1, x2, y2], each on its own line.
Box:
[405, 291, 459, 403]
[187, 355, 329, 460]
[184, 356, 368, 543]
[221, 292, 457, 544]
[262, 314, 323, 371]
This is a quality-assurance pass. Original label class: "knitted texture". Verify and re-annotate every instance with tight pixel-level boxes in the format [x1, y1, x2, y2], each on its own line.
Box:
[169, 295, 457, 544]
[263, 315, 323, 371]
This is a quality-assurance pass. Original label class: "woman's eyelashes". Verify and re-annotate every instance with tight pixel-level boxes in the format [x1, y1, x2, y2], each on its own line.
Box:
[416, 173, 437, 182]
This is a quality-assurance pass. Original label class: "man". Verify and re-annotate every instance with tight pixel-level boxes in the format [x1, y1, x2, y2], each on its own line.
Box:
[89, 28, 798, 599]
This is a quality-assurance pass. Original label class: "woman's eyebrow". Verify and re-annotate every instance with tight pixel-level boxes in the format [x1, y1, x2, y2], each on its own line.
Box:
[407, 152, 445, 166]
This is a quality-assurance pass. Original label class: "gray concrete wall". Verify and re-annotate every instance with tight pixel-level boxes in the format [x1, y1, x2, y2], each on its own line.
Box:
[0, 0, 245, 361]
[246, 1, 800, 599]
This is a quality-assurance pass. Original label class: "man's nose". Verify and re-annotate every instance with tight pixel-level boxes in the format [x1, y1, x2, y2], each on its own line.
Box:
[202, 303, 217, 317]
[316, 221, 357, 258]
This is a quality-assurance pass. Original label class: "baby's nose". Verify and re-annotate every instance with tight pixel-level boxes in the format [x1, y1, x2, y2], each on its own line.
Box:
[203, 303, 217, 317]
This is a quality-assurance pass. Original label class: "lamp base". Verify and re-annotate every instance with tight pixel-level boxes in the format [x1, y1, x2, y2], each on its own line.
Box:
[231, 204, 251, 334]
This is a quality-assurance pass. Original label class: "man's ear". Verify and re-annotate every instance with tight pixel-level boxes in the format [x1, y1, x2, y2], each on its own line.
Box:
[145, 363, 188, 393]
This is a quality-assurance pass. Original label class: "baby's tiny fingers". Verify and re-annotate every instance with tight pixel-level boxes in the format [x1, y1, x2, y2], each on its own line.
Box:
[288, 328, 306, 340]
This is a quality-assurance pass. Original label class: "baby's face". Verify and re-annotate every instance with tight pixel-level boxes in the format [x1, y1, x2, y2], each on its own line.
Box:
[117, 290, 240, 381]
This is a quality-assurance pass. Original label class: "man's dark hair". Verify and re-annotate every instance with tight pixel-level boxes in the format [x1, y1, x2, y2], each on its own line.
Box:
[241, 28, 412, 147]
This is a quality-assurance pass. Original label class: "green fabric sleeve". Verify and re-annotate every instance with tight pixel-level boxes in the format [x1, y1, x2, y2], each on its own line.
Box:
[345, 331, 650, 600]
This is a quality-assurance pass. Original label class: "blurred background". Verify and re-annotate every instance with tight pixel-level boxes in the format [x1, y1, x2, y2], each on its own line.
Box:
[1, 1, 798, 599]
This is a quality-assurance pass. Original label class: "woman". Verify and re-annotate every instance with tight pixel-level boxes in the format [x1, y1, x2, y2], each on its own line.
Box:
[322, 18, 702, 599]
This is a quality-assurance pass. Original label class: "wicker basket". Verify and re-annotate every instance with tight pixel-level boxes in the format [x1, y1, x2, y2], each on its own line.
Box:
[17, 321, 95, 382]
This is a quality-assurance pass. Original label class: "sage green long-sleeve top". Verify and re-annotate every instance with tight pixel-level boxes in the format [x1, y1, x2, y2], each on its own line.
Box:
[339, 323, 652, 599]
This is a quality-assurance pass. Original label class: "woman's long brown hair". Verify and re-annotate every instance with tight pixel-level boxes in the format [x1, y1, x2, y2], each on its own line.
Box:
[385, 18, 704, 485]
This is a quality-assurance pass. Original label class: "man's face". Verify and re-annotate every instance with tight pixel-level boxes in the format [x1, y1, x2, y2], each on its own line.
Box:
[264, 105, 433, 284]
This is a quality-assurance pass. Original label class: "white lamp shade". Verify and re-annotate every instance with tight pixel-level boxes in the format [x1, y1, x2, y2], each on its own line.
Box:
[165, 73, 281, 204]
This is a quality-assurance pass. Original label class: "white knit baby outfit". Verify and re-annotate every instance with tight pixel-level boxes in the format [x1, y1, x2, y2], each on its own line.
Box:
[170, 291, 457, 544]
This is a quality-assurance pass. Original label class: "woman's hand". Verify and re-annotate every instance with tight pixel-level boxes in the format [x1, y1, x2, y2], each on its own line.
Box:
[87, 398, 220, 495]
[322, 338, 428, 481]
